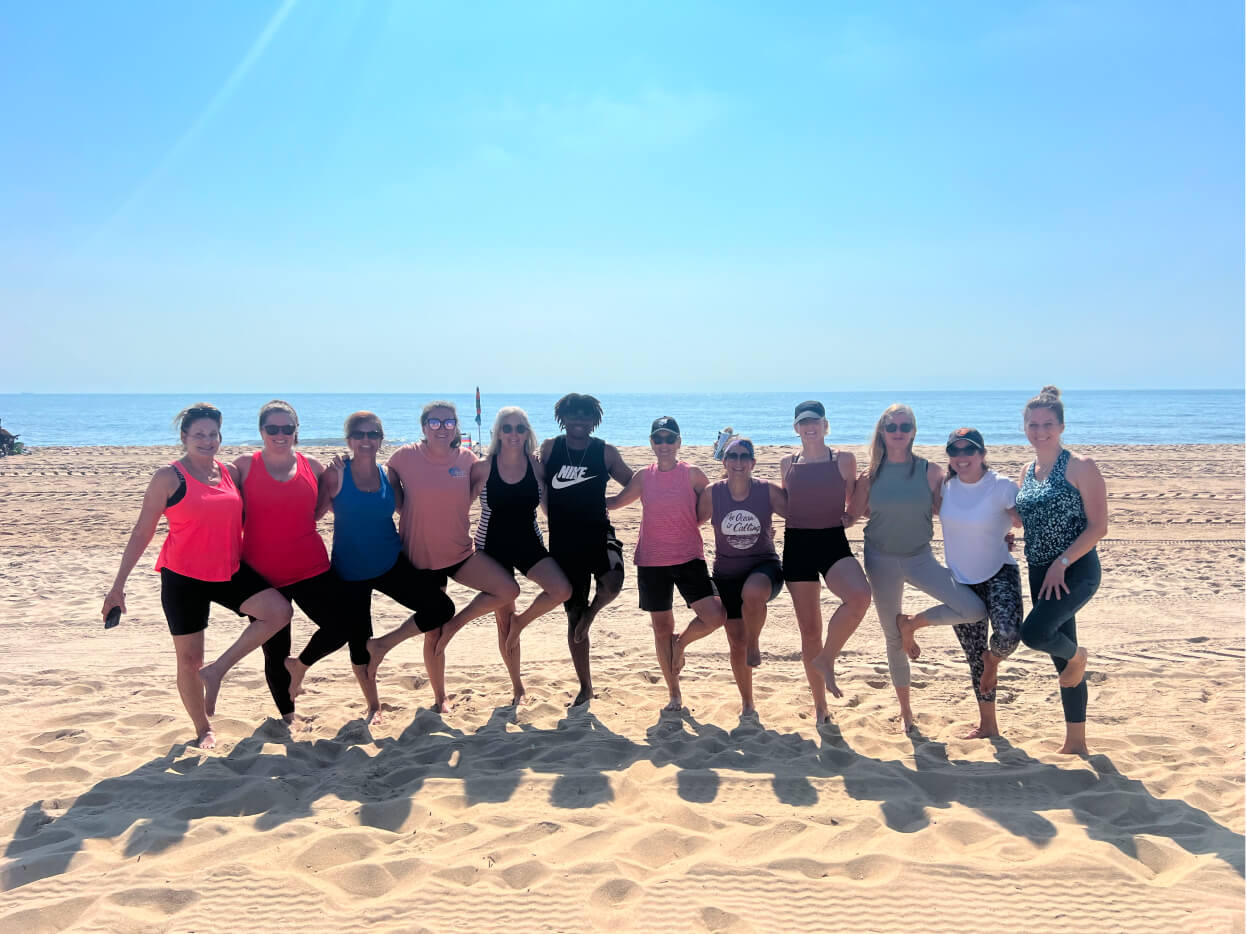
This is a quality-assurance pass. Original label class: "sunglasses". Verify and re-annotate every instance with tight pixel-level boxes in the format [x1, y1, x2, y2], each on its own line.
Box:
[263, 424, 296, 436]
[349, 429, 382, 440]
[947, 444, 980, 456]
[425, 417, 457, 430]
[651, 432, 679, 445]
[883, 422, 914, 434]
[500, 423, 527, 434]
[724, 451, 753, 461]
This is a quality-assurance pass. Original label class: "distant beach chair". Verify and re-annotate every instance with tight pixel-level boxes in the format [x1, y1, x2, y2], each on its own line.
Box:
[712, 427, 735, 461]
[0, 428, 19, 457]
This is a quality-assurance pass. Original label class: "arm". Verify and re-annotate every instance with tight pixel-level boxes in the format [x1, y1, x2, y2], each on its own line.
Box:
[696, 484, 714, 524]
[847, 468, 870, 522]
[927, 460, 945, 515]
[605, 469, 644, 510]
[314, 458, 344, 520]
[102, 467, 179, 618]
[1063, 455, 1108, 560]
[387, 465, 404, 513]
[768, 480, 788, 518]
[838, 451, 858, 527]
[305, 454, 325, 478]
[232, 453, 251, 487]
[469, 458, 490, 501]
[604, 443, 634, 486]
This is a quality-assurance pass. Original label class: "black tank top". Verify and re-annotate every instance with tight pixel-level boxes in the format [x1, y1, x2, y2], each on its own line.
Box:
[475, 456, 542, 551]
[544, 436, 609, 529]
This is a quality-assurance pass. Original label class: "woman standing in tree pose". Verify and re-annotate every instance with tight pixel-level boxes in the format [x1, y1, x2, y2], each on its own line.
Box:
[313, 411, 455, 725]
[898, 428, 1024, 738]
[783, 401, 872, 724]
[471, 406, 572, 705]
[851, 404, 986, 734]
[1014, 387, 1107, 755]
[102, 403, 292, 748]
[367, 401, 520, 713]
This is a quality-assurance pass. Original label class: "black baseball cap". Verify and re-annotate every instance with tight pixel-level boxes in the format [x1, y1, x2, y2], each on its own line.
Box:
[794, 400, 825, 421]
[946, 427, 985, 452]
[650, 416, 680, 437]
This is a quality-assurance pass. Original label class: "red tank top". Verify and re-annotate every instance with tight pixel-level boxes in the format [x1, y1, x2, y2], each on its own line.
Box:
[155, 461, 243, 582]
[240, 451, 330, 587]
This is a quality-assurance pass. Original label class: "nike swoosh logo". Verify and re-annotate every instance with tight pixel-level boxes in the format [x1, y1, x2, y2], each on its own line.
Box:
[551, 474, 597, 490]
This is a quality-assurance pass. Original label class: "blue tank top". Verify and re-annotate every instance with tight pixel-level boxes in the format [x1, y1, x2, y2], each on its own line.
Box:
[331, 457, 403, 581]
[1015, 449, 1087, 566]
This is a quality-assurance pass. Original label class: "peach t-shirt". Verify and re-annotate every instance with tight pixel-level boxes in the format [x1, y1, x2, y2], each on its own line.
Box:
[386, 443, 477, 570]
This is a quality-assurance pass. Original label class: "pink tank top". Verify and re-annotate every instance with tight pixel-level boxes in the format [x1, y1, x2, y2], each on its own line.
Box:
[155, 461, 243, 582]
[783, 447, 847, 529]
[634, 461, 704, 566]
[241, 451, 330, 587]
[388, 443, 476, 570]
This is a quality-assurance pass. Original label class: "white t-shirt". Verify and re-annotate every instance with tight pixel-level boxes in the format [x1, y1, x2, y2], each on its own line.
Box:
[939, 469, 1018, 584]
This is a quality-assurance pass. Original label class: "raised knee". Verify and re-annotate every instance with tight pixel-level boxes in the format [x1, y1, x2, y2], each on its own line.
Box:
[501, 579, 521, 601]
[552, 582, 573, 604]
[848, 587, 872, 615]
[598, 569, 624, 599]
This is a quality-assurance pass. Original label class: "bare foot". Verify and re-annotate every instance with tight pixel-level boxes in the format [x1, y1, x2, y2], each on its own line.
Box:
[573, 614, 593, 644]
[897, 614, 921, 660]
[570, 687, 593, 707]
[815, 709, 831, 725]
[962, 726, 1000, 739]
[365, 637, 389, 683]
[1058, 647, 1088, 688]
[365, 707, 383, 727]
[1056, 742, 1089, 755]
[979, 650, 1000, 696]
[510, 691, 527, 706]
[663, 695, 684, 712]
[740, 703, 756, 716]
[435, 617, 471, 657]
[195, 728, 216, 750]
[898, 714, 915, 734]
[504, 616, 526, 656]
[430, 697, 453, 715]
[198, 663, 222, 717]
[281, 712, 295, 726]
[809, 652, 842, 699]
[284, 657, 308, 706]
[746, 635, 762, 668]
[671, 634, 686, 675]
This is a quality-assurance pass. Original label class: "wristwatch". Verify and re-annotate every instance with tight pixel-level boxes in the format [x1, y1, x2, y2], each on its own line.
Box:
[1059, 555, 1070, 567]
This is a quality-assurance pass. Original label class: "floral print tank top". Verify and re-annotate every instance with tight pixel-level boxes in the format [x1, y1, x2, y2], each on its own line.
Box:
[1015, 449, 1087, 566]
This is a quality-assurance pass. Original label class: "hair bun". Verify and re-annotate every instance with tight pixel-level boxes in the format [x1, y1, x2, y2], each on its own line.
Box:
[1039, 385, 1061, 398]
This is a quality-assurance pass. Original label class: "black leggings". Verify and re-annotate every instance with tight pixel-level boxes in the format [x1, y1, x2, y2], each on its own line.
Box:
[1021, 550, 1101, 723]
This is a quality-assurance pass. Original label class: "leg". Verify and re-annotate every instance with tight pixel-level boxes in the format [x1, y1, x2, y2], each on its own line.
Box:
[287, 571, 360, 709]
[953, 620, 998, 737]
[576, 565, 623, 644]
[786, 580, 831, 720]
[506, 557, 573, 654]
[723, 618, 753, 713]
[367, 560, 456, 682]
[812, 557, 872, 695]
[739, 573, 773, 668]
[494, 605, 525, 704]
[678, 593, 728, 673]
[864, 549, 914, 732]
[566, 604, 594, 706]
[172, 632, 214, 748]
[898, 548, 987, 660]
[423, 629, 450, 713]
[199, 588, 293, 717]
[262, 623, 296, 719]
[979, 565, 1024, 696]
[649, 610, 682, 710]
[434, 553, 522, 656]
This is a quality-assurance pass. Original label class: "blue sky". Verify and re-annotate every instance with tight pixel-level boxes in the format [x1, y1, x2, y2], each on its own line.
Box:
[2, 1, 1242, 392]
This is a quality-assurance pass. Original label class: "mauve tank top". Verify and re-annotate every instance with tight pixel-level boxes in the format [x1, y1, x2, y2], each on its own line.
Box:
[634, 461, 704, 566]
[711, 478, 778, 577]
[783, 447, 846, 529]
[155, 460, 243, 582]
[241, 451, 331, 587]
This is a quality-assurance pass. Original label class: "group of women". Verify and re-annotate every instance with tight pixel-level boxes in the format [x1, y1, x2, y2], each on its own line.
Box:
[103, 387, 1106, 755]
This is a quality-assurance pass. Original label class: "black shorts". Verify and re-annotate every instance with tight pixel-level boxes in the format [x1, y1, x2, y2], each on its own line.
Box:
[277, 568, 347, 628]
[340, 556, 456, 636]
[782, 526, 855, 582]
[713, 559, 784, 619]
[637, 558, 717, 612]
[551, 524, 625, 608]
[485, 536, 551, 577]
[160, 563, 271, 637]
[427, 555, 471, 589]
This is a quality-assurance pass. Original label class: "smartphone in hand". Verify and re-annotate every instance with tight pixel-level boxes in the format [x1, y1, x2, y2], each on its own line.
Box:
[104, 606, 122, 630]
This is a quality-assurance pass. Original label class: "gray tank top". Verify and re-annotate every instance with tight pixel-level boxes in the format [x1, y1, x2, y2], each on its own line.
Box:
[864, 457, 933, 556]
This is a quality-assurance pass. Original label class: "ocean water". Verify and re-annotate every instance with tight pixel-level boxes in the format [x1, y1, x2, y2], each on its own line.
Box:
[0, 390, 1241, 449]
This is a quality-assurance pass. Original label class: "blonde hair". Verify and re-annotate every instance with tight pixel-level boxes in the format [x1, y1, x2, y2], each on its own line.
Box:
[344, 410, 383, 438]
[867, 403, 917, 482]
[487, 406, 536, 458]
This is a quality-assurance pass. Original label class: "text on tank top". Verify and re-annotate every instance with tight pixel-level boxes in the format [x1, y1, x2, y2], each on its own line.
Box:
[241, 451, 330, 587]
[475, 455, 544, 551]
[783, 447, 846, 529]
[544, 436, 609, 529]
[389, 443, 476, 570]
[155, 460, 244, 582]
[634, 461, 704, 566]
[711, 478, 778, 577]
[331, 456, 403, 581]
[864, 457, 934, 557]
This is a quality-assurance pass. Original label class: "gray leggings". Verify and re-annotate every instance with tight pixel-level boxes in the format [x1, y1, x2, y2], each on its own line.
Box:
[864, 544, 987, 688]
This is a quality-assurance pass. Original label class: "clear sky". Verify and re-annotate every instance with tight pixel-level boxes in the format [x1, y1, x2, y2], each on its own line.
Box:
[2, 1, 1242, 392]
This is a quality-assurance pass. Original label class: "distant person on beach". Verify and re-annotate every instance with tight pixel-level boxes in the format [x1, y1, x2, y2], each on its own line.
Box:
[897, 428, 1024, 738]
[102, 403, 292, 749]
[697, 437, 787, 716]
[539, 393, 633, 707]
[851, 404, 986, 734]
[233, 401, 367, 723]
[1014, 387, 1107, 755]
[365, 400, 519, 713]
[469, 406, 571, 705]
[313, 411, 455, 725]
[780, 401, 872, 724]
[607, 416, 728, 712]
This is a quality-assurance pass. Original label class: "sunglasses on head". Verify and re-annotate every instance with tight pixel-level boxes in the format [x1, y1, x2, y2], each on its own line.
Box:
[651, 432, 679, 445]
[883, 422, 914, 434]
[349, 429, 382, 440]
[425, 417, 457, 430]
[263, 424, 296, 436]
[947, 443, 979, 456]
[501, 423, 527, 434]
[724, 451, 753, 461]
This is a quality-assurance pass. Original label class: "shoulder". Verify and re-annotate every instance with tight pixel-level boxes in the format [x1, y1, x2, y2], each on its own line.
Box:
[779, 452, 794, 470]
[387, 443, 417, 466]
[303, 453, 325, 473]
[925, 459, 943, 479]
[152, 464, 181, 490]
[539, 436, 557, 458]
[1064, 451, 1101, 480]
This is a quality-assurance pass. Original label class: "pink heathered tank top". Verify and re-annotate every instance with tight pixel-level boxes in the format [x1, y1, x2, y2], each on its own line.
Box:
[388, 443, 476, 570]
[634, 461, 704, 566]
[155, 460, 243, 582]
[241, 451, 330, 587]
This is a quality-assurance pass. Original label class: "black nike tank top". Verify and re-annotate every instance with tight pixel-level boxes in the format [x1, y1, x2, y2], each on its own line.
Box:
[544, 436, 609, 529]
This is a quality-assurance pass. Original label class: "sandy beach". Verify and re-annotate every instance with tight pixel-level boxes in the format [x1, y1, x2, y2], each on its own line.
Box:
[0, 442, 1242, 933]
